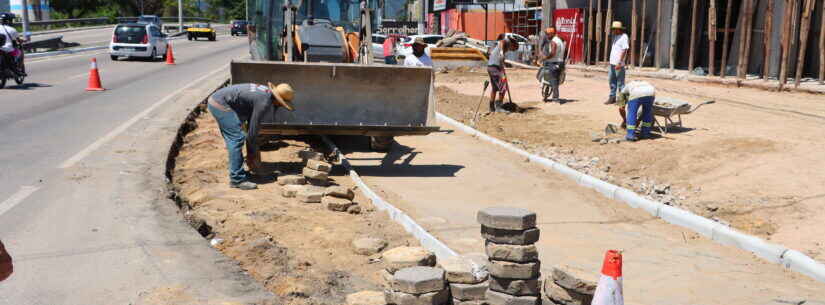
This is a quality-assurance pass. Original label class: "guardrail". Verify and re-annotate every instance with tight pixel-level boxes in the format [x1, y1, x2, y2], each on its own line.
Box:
[13, 16, 214, 32]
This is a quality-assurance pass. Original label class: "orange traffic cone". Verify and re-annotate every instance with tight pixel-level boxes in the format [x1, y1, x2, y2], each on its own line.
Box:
[591, 250, 624, 305]
[85, 58, 105, 91]
[165, 43, 176, 65]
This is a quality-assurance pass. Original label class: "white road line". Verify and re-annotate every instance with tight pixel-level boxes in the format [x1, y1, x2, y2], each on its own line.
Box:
[0, 186, 40, 217]
[59, 63, 229, 169]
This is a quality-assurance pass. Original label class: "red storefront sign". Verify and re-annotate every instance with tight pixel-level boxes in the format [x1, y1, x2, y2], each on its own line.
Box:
[553, 8, 584, 64]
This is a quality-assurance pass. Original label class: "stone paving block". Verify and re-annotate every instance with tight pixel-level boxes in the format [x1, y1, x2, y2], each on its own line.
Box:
[485, 290, 539, 305]
[353, 237, 388, 256]
[277, 175, 306, 186]
[481, 226, 540, 245]
[346, 290, 386, 305]
[545, 280, 591, 305]
[487, 261, 540, 280]
[378, 269, 394, 288]
[326, 185, 355, 200]
[298, 150, 324, 161]
[449, 282, 488, 301]
[391, 267, 445, 294]
[296, 185, 325, 203]
[439, 256, 488, 284]
[384, 288, 449, 305]
[306, 159, 333, 172]
[307, 178, 331, 186]
[324, 196, 354, 212]
[281, 184, 303, 198]
[477, 207, 537, 230]
[303, 167, 329, 180]
[488, 277, 540, 296]
[485, 242, 539, 263]
[383, 247, 437, 274]
[551, 265, 597, 295]
[453, 299, 488, 305]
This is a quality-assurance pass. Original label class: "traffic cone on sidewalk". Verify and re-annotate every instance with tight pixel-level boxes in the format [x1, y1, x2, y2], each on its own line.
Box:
[591, 250, 624, 305]
[85, 58, 105, 91]
[165, 42, 176, 65]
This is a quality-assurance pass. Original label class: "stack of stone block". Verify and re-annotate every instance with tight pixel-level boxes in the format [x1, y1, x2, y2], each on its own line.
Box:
[543, 265, 596, 305]
[323, 185, 359, 213]
[439, 256, 489, 305]
[478, 207, 541, 305]
[385, 266, 450, 305]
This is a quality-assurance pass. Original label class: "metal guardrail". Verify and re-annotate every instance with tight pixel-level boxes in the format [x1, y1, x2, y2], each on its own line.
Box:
[13, 16, 214, 31]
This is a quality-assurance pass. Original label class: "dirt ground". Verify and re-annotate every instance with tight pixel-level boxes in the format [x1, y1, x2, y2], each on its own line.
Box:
[171, 111, 417, 305]
[435, 67, 825, 260]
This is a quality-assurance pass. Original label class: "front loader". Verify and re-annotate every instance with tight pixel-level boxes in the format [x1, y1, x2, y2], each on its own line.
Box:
[234, 0, 438, 153]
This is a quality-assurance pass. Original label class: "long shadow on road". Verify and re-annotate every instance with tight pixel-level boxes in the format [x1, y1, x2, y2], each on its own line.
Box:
[331, 135, 464, 178]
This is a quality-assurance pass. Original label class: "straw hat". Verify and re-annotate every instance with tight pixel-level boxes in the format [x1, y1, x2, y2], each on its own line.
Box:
[611, 21, 625, 30]
[267, 82, 295, 111]
[412, 37, 427, 47]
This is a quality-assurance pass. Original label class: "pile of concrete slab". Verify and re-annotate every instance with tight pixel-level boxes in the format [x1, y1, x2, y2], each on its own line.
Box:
[543, 265, 597, 305]
[277, 149, 359, 213]
[439, 256, 489, 305]
[478, 207, 541, 305]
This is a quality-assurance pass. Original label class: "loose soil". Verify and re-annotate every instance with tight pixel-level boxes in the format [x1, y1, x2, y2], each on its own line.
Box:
[435, 68, 825, 260]
[172, 111, 417, 305]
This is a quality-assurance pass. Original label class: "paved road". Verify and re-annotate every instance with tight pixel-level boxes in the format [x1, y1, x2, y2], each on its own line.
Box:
[32, 24, 230, 49]
[0, 34, 274, 304]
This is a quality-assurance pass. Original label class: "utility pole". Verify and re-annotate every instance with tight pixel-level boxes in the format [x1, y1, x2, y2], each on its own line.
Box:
[178, 0, 183, 33]
[20, 0, 31, 41]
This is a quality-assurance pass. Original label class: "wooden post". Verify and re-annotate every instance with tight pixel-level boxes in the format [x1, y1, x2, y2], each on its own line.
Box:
[780, 0, 799, 88]
[741, 0, 756, 78]
[720, 0, 733, 77]
[631, 0, 638, 67]
[587, 0, 594, 65]
[641, 0, 647, 66]
[656, 0, 662, 69]
[737, 0, 755, 79]
[794, 0, 815, 87]
[596, 0, 603, 64]
[604, 0, 613, 63]
[763, 0, 774, 80]
[708, 0, 717, 76]
[779, 0, 793, 86]
[688, 0, 698, 72]
[670, 0, 679, 71]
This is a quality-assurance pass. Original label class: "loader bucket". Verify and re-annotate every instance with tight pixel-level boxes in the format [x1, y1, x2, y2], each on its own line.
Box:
[231, 60, 439, 136]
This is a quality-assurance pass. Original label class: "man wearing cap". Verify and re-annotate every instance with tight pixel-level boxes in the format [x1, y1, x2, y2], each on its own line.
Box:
[487, 34, 519, 113]
[539, 26, 565, 102]
[605, 21, 629, 105]
[208, 82, 295, 190]
[403, 37, 433, 67]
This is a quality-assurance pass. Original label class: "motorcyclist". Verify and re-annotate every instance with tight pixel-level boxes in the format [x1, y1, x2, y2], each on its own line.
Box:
[0, 12, 25, 76]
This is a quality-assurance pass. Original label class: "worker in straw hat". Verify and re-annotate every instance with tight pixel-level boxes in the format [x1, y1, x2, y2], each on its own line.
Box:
[208, 82, 295, 190]
[604, 21, 629, 105]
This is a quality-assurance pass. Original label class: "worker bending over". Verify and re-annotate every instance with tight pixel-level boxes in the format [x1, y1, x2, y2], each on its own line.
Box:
[618, 80, 655, 141]
[208, 82, 295, 190]
[487, 34, 519, 113]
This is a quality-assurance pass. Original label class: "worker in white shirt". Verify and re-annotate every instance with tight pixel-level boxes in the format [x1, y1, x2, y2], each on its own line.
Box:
[605, 21, 628, 105]
[403, 37, 433, 67]
[617, 80, 656, 141]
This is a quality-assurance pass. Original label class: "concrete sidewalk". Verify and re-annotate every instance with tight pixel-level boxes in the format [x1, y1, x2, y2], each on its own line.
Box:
[338, 126, 825, 305]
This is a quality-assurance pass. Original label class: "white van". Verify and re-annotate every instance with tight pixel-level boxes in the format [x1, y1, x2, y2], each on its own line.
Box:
[109, 23, 169, 61]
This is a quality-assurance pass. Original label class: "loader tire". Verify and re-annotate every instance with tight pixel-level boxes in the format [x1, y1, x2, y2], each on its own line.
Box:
[369, 136, 394, 152]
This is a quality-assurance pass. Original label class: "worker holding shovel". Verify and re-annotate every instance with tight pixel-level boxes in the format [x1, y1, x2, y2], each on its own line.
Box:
[208, 83, 296, 190]
[487, 34, 519, 113]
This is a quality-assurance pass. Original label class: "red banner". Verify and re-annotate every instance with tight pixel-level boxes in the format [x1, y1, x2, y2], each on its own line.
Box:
[553, 8, 584, 64]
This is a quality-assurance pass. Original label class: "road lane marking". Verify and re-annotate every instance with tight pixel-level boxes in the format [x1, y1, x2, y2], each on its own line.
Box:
[0, 186, 40, 217]
[59, 63, 229, 169]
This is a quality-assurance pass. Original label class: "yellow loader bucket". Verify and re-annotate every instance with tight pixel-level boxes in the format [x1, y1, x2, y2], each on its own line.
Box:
[230, 60, 438, 136]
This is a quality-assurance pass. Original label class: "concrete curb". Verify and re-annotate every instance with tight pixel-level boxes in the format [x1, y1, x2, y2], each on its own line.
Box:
[435, 112, 825, 283]
[321, 136, 459, 261]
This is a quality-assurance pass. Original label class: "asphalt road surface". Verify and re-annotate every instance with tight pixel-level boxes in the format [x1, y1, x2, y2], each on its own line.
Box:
[32, 24, 230, 49]
[0, 33, 273, 304]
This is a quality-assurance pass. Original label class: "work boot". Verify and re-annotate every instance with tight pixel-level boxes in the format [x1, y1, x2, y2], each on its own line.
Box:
[494, 101, 511, 113]
[230, 181, 258, 190]
[488, 100, 496, 113]
[604, 96, 616, 105]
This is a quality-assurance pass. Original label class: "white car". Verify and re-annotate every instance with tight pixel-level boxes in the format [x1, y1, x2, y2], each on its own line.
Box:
[502, 32, 532, 63]
[396, 34, 444, 58]
[371, 34, 386, 59]
[109, 23, 169, 61]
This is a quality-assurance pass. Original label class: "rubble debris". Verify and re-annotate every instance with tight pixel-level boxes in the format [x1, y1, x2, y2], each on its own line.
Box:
[298, 150, 324, 161]
[303, 167, 329, 181]
[281, 184, 303, 198]
[306, 159, 333, 172]
[353, 237, 388, 256]
[277, 175, 306, 186]
[324, 196, 354, 212]
[550, 265, 597, 295]
[346, 290, 386, 305]
[347, 205, 362, 214]
[326, 185, 356, 200]
[296, 185, 325, 203]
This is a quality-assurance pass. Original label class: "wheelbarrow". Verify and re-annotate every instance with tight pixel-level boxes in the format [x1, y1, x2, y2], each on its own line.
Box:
[651, 97, 715, 134]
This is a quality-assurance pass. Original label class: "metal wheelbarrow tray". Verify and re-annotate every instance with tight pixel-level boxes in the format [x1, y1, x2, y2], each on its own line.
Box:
[652, 97, 715, 134]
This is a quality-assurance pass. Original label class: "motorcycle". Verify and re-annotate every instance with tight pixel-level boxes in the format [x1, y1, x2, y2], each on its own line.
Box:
[0, 38, 25, 89]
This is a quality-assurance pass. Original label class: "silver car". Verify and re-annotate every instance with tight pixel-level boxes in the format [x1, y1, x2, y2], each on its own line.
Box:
[109, 23, 169, 61]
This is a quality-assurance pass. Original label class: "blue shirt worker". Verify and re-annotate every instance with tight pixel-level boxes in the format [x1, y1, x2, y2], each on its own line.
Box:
[619, 80, 655, 141]
[208, 82, 295, 190]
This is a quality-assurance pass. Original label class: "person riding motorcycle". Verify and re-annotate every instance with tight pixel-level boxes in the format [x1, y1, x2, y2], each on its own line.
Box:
[0, 12, 25, 76]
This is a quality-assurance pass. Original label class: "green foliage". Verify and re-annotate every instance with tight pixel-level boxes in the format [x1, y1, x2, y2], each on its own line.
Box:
[50, 0, 243, 21]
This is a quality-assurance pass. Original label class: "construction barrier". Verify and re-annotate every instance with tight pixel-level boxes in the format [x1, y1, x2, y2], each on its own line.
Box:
[436, 112, 825, 283]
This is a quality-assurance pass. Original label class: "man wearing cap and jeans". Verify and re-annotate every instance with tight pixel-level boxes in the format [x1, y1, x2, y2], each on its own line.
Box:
[605, 21, 629, 105]
[208, 82, 295, 190]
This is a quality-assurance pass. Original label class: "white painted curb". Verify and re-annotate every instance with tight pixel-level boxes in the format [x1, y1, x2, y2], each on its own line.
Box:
[436, 112, 825, 283]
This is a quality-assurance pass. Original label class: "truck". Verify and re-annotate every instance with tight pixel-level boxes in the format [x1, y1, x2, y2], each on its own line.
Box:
[232, 0, 438, 151]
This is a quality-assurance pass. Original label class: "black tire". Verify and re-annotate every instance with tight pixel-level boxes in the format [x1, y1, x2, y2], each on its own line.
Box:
[110, 55, 118, 61]
[150, 48, 157, 61]
[0, 77, 6, 89]
[15, 62, 25, 85]
[210, 34, 216, 41]
[188, 35, 192, 41]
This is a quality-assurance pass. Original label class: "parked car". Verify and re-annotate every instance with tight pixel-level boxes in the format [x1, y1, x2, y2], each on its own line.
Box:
[109, 23, 168, 61]
[137, 15, 162, 27]
[371, 33, 386, 59]
[502, 33, 531, 63]
[396, 34, 444, 58]
[188, 23, 217, 41]
[231, 20, 248, 36]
